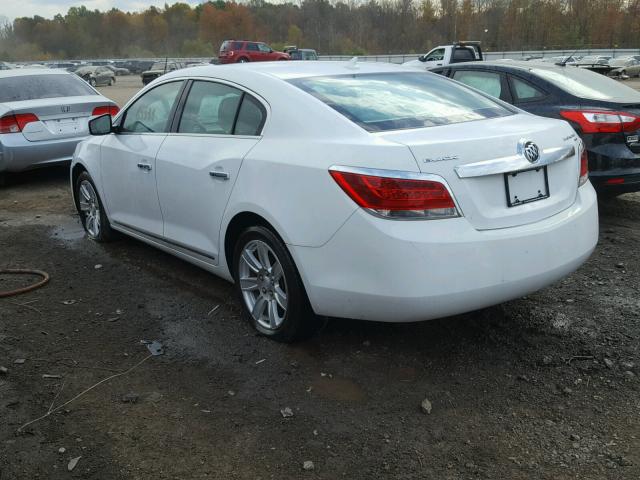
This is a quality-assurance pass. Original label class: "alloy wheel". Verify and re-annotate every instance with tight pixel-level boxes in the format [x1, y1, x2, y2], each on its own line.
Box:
[238, 239, 288, 330]
[78, 180, 101, 238]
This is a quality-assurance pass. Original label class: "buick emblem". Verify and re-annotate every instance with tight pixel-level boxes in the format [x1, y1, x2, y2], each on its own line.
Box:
[519, 139, 540, 163]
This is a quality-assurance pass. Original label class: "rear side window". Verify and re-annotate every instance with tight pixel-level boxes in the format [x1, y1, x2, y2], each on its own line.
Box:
[453, 70, 502, 99]
[179, 81, 243, 135]
[290, 72, 512, 132]
[0, 74, 96, 102]
[246, 43, 259, 51]
[452, 48, 475, 61]
[510, 76, 545, 101]
[235, 95, 266, 135]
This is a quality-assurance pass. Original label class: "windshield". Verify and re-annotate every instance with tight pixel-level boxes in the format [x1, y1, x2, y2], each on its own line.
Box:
[289, 72, 513, 132]
[0, 74, 96, 102]
[532, 66, 640, 102]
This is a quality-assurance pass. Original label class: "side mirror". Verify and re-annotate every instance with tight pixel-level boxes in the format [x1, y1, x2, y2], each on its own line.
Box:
[89, 114, 113, 136]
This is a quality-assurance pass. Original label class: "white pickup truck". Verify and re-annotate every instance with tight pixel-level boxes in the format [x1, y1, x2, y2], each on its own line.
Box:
[403, 42, 483, 70]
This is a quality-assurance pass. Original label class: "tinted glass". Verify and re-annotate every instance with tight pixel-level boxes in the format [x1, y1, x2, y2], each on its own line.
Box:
[453, 48, 475, 61]
[258, 44, 271, 52]
[453, 70, 502, 99]
[0, 74, 96, 102]
[235, 95, 265, 135]
[121, 81, 183, 133]
[511, 76, 545, 101]
[532, 66, 640, 102]
[246, 43, 259, 51]
[290, 72, 512, 132]
[178, 81, 242, 135]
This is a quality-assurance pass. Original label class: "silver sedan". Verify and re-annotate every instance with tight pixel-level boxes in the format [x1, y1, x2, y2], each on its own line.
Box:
[0, 69, 119, 182]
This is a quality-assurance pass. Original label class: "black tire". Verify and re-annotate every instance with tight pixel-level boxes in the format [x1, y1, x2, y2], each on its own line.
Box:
[74, 171, 117, 242]
[238, 57, 249, 63]
[232, 226, 318, 342]
[109, 77, 115, 86]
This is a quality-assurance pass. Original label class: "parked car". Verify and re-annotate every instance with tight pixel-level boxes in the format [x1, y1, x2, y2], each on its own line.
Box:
[104, 64, 130, 76]
[432, 61, 640, 195]
[0, 62, 11, 70]
[218, 40, 290, 63]
[403, 42, 483, 70]
[542, 55, 578, 65]
[608, 58, 640, 78]
[75, 66, 116, 87]
[284, 47, 319, 61]
[72, 62, 597, 341]
[0, 68, 118, 182]
[141, 61, 184, 85]
[118, 60, 154, 74]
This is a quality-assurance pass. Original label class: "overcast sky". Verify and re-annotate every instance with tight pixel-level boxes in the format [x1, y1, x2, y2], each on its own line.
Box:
[1, 0, 205, 22]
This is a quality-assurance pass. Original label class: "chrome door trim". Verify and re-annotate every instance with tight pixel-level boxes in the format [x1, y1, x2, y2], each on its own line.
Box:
[454, 145, 575, 179]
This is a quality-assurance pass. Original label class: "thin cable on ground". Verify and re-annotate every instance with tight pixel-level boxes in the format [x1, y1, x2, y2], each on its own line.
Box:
[17, 353, 153, 433]
[0, 269, 50, 298]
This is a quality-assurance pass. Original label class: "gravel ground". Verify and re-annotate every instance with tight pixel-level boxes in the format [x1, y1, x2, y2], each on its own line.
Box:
[0, 75, 639, 480]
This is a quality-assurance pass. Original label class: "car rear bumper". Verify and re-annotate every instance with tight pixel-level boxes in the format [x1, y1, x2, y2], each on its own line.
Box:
[0, 133, 85, 173]
[589, 170, 640, 194]
[290, 184, 598, 322]
[587, 143, 640, 193]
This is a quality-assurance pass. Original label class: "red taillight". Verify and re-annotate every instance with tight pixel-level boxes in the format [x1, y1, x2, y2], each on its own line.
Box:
[560, 110, 640, 134]
[0, 113, 39, 134]
[92, 105, 120, 117]
[579, 146, 589, 187]
[329, 167, 459, 219]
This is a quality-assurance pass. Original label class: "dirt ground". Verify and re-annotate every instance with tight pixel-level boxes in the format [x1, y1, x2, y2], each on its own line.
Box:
[1, 75, 640, 480]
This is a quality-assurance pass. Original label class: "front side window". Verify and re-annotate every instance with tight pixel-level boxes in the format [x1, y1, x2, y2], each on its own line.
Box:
[425, 48, 445, 61]
[258, 43, 271, 53]
[510, 76, 545, 102]
[290, 72, 512, 132]
[121, 81, 183, 133]
[0, 74, 97, 102]
[453, 70, 503, 99]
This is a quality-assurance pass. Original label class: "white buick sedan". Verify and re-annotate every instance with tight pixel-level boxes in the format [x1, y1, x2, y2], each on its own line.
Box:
[71, 62, 598, 342]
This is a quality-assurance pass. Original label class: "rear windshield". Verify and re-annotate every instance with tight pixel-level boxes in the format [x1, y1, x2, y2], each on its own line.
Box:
[532, 66, 640, 102]
[289, 72, 512, 132]
[0, 74, 96, 102]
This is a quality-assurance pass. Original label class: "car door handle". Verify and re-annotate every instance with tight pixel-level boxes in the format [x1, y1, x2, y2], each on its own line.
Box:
[137, 162, 152, 171]
[209, 171, 230, 180]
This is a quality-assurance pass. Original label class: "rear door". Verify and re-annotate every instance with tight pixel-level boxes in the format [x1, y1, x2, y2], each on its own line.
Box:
[100, 80, 185, 236]
[155, 80, 265, 262]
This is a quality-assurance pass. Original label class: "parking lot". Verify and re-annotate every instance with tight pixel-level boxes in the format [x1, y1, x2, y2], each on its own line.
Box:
[1, 76, 640, 479]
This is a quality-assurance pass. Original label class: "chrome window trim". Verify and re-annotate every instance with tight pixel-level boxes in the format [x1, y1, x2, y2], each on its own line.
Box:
[328, 165, 463, 220]
[454, 145, 575, 179]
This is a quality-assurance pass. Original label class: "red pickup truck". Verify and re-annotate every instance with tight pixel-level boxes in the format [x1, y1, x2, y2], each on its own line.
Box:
[218, 40, 290, 64]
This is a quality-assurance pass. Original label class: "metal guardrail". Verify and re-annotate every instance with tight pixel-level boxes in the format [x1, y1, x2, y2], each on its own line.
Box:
[317, 49, 640, 63]
[21, 48, 640, 67]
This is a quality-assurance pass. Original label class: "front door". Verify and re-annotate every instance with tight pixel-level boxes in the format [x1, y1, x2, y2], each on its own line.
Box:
[156, 80, 266, 262]
[101, 80, 185, 236]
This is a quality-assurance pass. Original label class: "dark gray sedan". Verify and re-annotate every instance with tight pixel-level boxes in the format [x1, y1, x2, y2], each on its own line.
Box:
[0, 69, 118, 181]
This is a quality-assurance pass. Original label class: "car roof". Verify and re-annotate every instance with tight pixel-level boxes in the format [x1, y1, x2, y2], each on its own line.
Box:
[164, 61, 422, 81]
[0, 68, 70, 78]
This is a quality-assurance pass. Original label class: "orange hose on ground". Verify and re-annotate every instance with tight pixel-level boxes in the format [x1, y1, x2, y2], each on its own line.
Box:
[0, 269, 50, 298]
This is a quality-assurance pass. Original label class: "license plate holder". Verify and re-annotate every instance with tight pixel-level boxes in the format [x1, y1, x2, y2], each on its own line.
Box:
[504, 166, 549, 207]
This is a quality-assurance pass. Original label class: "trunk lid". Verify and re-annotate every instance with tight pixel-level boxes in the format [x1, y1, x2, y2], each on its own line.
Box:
[2, 96, 113, 142]
[378, 113, 582, 230]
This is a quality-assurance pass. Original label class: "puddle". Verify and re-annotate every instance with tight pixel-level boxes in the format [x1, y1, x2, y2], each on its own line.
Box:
[48, 218, 85, 245]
